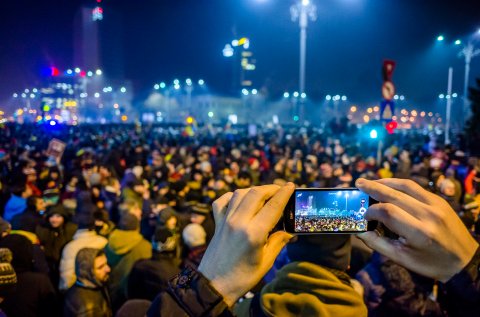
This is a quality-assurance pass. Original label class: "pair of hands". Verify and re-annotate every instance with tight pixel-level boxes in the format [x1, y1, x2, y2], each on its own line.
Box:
[199, 179, 479, 307]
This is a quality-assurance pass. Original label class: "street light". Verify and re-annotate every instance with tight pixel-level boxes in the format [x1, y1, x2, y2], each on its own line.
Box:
[290, 0, 316, 96]
[437, 35, 444, 42]
[458, 40, 480, 126]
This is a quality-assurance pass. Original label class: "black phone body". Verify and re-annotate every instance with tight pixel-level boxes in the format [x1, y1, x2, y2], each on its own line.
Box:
[283, 188, 378, 234]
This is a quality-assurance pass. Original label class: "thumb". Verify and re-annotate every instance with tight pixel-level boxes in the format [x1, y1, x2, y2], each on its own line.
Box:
[262, 231, 293, 270]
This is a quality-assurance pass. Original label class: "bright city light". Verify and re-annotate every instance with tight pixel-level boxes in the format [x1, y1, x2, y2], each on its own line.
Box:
[302, 0, 310, 6]
[394, 95, 399, 100]
[120, 87, 127, 93]
[75, 68, 81, 73]
[173, 79, 180, 85]
[242, 89, 249, 96]
[223, 44, 234, 57]
[293, 91, 299, 98]
[283, 92, 290, 98]
[437, 35, 444, 42]
[301, 93, 307, 99]
[341, 95, 347, 101]
[363, 115, 370, 123]
[66, 69, 73, 75]
[400, 95, 405, 101]
[94, 92, 100, 98]
[325, 95, 332, 101]
[198, 79, 205, 86]
[186, 78, 192, 86]
[452, 93, 458, 98]
[350, 106, 357, 112]
[439, 94, 445, 99]
[13, 93, 18, 98]
[96, 69, 102, 75]
[160, 82, 167, 88]
[154, 84, 160, 90]
[87, 71, 93, 77]
[174, 84, 180, 90]
[208, 111, 214, 118]
[455, 39, 462, 45]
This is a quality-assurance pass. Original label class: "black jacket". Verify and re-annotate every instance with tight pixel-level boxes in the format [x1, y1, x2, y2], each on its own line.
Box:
[64, 284, 112, 317]
[128, 253, 180, 301]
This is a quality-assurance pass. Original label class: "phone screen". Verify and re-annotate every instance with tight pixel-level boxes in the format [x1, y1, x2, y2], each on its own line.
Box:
[290, 188, 371, 233]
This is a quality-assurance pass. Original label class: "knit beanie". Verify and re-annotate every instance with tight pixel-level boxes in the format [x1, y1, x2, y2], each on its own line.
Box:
[0, 248, 17, 296]
[287, 235, 351, 271]
[182, 223, 206, 248]
[259, 262, 367, 317]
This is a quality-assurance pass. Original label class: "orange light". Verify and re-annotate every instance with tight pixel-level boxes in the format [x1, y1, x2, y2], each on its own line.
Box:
[121, 115, 128, 121]
[186, 116, 194, 124]
[350, 106, 357, 113]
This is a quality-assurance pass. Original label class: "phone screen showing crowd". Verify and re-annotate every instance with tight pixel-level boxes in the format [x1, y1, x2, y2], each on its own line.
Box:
[294, 189, 369, 233]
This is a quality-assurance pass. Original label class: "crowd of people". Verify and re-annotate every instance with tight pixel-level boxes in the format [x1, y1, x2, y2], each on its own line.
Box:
[0, 122, 478, 316]
[295, 216, 367, 232]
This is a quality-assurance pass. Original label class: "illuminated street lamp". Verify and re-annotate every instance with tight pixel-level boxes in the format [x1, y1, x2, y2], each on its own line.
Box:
[459, 40, 480, 125]
[291, 0, 317, 96]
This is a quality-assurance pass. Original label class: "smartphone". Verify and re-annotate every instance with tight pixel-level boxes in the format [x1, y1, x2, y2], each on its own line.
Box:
[283, 188, 378, 234]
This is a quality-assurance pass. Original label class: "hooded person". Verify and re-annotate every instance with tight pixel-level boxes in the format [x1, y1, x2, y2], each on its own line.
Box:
[105, 212, 152, 312]
[235, 235, 368, 317]
[58, 204, 108, 292]
[64, 248, 112, 317]
[36, 204, 78, 288]
[127, 227, 181, 301]
[0, 234, 57, 317]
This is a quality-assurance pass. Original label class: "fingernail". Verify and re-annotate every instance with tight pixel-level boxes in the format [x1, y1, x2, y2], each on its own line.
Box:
[356, 178, 365, 187]
[286, 182, 295, 188]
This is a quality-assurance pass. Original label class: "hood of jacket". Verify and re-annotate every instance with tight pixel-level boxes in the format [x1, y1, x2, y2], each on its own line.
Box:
[259, 262, 367, 317]
[106, 229, 143, 255]
[75, 247, 104, 288]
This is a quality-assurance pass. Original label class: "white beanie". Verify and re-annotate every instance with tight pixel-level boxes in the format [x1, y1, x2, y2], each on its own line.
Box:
[182, 223, 206, 248]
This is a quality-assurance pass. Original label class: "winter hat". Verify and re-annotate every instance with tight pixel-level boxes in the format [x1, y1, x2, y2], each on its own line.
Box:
[190, 203, 211, 215]
[118, 212, 139, 231]
[152, 227, 177, 253]
[75, 248, 105, 288]
[182, 223, 206, 248]
[287, 235, 351, 271]
[0, 248, 17, 296]
[47, 204, 69, 219]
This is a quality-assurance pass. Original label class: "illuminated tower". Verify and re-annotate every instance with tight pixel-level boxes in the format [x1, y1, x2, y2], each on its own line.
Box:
[73, 0, 103, 72]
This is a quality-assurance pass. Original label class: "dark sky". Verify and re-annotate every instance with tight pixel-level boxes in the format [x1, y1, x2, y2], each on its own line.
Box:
[0, 0, 479, 107]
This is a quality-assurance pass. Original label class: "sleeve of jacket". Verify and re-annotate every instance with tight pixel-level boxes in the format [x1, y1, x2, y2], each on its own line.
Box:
[146, 267, 234, 317]
[443, 246, 480, 317]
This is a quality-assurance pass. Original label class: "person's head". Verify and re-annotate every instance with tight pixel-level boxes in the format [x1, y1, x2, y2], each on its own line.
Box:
[118, 212, 140, 231]
[0, 248, 17, 299]
[74, 205, 97, 230]
[11, 183, 32, 199]
[0, 234, 34, 272]
[75, 248, 110, 287]
[440, 179, 456, 197]
[236, 171, 252, 189]
[182, 223, 206, 249]
[190, 203, 211, 225]
[152, 227, 177, 255]
[118, 200, 142, 220]
[26, 196, 46, 214]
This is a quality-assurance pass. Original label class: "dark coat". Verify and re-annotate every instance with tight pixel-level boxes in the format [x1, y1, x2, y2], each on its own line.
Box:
[127, 253, 180, 301]
[0, 234, 57, 317]
[64, 285, 112, 317]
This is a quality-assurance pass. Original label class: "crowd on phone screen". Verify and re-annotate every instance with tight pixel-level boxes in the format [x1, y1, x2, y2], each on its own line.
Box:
[0, 122, 477, 317]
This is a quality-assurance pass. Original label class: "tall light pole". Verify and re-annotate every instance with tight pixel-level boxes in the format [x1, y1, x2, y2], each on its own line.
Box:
[291, 0, 317, 96]
[459, 41, 480, 126]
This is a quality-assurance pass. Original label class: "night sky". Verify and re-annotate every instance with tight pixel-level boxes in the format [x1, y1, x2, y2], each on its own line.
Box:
[0, 0, 479, 107]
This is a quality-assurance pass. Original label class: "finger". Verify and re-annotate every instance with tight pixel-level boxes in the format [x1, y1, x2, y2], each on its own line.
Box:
[225, 189, 250, 220]
[356, 178, 428, 219]
[232, 185, 281, 221]
[253, 183, 295, 232]
[212, 192, 234, 226]
[375, 178, 438, 205]
[357, 231, 400, 259]
[365, 203, 423, 243]
[261, 231, 293, 271]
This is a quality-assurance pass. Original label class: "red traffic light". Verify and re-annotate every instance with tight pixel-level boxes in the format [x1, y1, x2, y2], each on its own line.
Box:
[385, 121, 398, 134]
